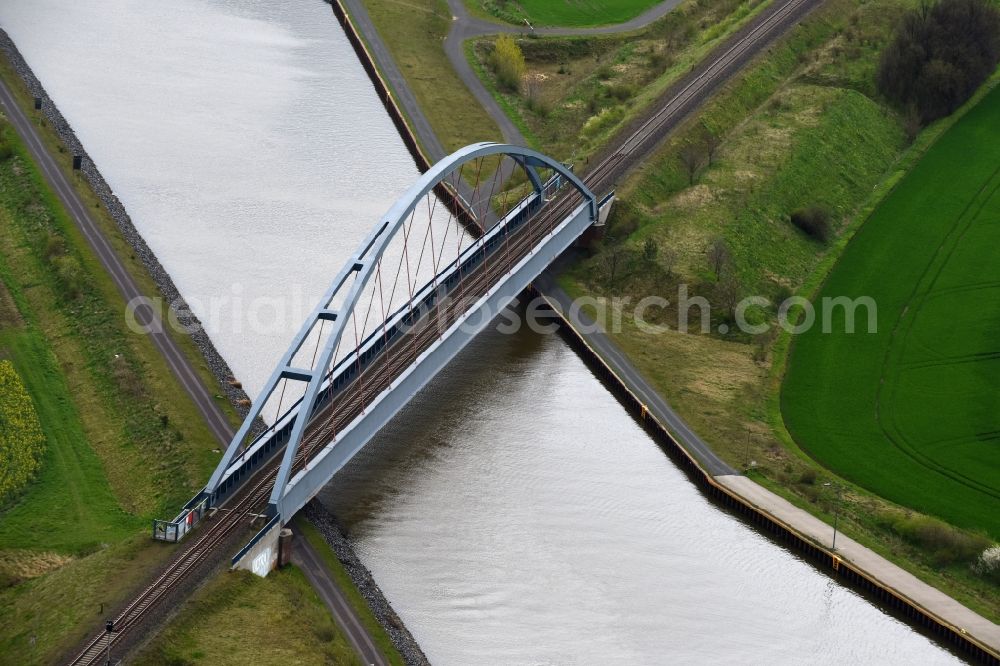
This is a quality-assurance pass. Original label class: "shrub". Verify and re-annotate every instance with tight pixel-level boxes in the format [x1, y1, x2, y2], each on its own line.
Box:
[0, 361, 46, 506]
[892, 515, 991, 566]
[606, 83, 635, 102]
[876, 0, 1000, 124]
[790, 206, 832, 243]
[798, 469, 817, 485]
[526, 96, 550, 117]
[43, 231, 65, 259]
[490, 35, 526, 93]
[972, 545, 1000, 582]
[642, 237, 658, 264]
[581, 106, 624, 138]
[52, 255, 85, 299]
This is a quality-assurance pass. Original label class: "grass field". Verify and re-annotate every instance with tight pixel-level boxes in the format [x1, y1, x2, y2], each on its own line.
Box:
[782, 84, 1000, 539]
[122, 519, 403, 666]
[0, 534, 178, 664]
[0, 113, 223, 662]
[465, 0, 664, 27]
[134, 567, 360, 665]
[0, 117, 220, 543]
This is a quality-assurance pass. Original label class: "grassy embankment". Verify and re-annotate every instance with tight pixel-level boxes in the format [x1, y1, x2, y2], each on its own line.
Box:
[469, 0, 772, 162]
[347, 0, 501, 153]
[0, 63, 367, 662]
[463, 0, 664, 27]
[133, 566, 361, 665]
[0, 55, 241, 432]
[782, 85, 1000, 537]
[0, 108, 221, 662]
[136, 518, 405, 664]
[296, 517, 405, 666]
[495, 0, 1000, 619]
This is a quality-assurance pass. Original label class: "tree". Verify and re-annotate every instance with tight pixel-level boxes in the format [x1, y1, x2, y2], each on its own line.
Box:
[706, 237, 731, 281]
[491, 34, 526, 93]
[790, 206, 832, 243]
[678, 141, 707, 185]
[661, 247, 678, 277]
[604, 246, 624, 290]
[876, 0, 1000, 124]
[717, 272, 743, 320]
[703, 128, 722, 166]
[642, 237, 658, 264]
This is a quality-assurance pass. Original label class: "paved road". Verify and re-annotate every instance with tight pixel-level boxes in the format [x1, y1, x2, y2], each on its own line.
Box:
[292, 532, 389, 666]
[340, 0, 451, 161]
[339, 0, 688, 149]
[0, 76, 236, 447]
[442, 0, 688, 144]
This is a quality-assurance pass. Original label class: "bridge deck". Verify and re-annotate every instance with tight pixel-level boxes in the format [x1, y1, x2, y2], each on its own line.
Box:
[227, 184, 590, 562]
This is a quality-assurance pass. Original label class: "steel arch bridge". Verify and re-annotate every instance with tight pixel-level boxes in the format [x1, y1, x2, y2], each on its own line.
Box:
[153, 143, 610, 574]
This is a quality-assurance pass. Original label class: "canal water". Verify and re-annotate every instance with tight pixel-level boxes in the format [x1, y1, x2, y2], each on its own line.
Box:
[0, 1, 966, 663]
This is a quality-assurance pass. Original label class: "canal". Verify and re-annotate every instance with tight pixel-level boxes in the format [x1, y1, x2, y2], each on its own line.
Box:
[0, 0, 966, 663]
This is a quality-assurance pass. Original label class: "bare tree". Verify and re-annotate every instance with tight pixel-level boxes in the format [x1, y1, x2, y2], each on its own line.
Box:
[706, 237, 731, 281]
[704, 129, 723, 166]
[678, 141, 707, 185]
[604, 247, 623, 290]
[717, 272, 743, 319]
[661, 247, 678, 277]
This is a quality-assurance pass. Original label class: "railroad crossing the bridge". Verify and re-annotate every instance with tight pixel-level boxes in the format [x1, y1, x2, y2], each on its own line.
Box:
[152, 143, 611, 575]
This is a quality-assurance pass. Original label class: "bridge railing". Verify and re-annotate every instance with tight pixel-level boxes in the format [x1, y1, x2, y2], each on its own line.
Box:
[212, 174, 562, 483]
[275, 191, 598, 522]
[153, 173, 573, 543]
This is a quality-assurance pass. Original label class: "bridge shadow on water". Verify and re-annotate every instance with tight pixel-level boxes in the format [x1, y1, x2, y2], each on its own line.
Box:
[318, 300, 551, 528]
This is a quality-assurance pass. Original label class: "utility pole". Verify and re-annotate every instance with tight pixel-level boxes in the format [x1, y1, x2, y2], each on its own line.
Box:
[744, 428, 751, 471]
[104, 619, 114, 665]
[823, 482, 842, 550]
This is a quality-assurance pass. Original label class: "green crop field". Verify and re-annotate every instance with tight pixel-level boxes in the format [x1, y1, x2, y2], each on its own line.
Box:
[782, 84, 1000, 539]
[468, 0, 663, 27]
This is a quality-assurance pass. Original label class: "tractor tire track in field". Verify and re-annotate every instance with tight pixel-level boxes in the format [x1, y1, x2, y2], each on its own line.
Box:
[875, 163, 1000, 501]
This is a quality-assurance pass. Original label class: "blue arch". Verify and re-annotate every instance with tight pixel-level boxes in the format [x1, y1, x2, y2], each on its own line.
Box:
[205, 143, 596, 509]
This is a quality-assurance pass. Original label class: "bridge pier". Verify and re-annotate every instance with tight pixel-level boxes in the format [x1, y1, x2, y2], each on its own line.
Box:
[232, 515, 282, 576]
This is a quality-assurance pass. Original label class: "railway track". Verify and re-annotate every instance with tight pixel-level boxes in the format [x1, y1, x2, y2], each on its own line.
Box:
[66, 174, 570, 666]
[585, 0, 817, 193]
[66, 0, 820, 660]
